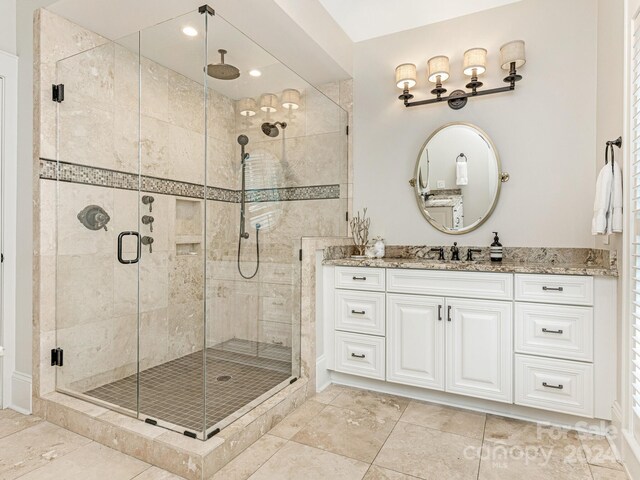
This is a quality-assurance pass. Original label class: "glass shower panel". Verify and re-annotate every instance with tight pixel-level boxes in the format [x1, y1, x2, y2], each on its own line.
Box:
[54, 33, 141, 415]
[137, 10, 208, 438]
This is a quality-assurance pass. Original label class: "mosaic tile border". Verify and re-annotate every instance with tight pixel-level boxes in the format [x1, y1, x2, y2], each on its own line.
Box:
[39, 159, 340, 203]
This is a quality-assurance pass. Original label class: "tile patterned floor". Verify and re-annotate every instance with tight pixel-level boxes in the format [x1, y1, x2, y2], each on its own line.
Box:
[84, 340, 292, 433]
[0, 385, 630, 480]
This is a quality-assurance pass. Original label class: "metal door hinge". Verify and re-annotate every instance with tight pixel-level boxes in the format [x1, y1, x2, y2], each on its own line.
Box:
[52, 84, 64, 103]
[299, 249, 302, 261]
[183, 430, 197, 439]
[51, 347, 63, 366]
[346, 211, 349, 222]
[346, 125, 349, 135]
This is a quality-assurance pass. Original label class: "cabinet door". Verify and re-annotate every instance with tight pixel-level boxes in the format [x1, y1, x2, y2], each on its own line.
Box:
[446, 298, 513, 403]
[387, 294, 445, 390]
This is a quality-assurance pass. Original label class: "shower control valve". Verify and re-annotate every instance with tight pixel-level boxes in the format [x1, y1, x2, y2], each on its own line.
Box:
[141, 236, 154, 254]
[141, 195, 155, 212]
[142, 215, 154, 233]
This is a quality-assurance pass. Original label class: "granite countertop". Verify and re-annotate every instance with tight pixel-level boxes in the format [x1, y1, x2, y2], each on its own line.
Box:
[323, 246, 618, 277]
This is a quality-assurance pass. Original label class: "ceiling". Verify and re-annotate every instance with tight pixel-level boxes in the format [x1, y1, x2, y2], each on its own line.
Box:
[317, 0, 524, 42]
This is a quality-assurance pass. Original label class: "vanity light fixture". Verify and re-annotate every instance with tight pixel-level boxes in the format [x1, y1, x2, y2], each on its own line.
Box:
[281, 89, 301, 110]
[238, 97, 257, 117]
[260, 93, 279, 113]
[396, 40, 526, 110]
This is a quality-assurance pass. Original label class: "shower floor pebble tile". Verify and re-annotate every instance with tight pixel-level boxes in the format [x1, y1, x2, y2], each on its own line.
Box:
[1, 386, 631, 480]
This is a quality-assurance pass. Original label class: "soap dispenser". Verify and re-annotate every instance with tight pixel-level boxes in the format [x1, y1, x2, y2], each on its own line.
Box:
[490, 232, 503, 262]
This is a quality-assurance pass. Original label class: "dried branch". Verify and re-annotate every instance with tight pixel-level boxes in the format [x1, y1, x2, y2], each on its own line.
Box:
[349, 208, 371, 256]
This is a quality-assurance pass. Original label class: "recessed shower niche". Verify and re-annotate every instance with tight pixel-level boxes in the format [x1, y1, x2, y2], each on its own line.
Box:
[47, 4, 349, 443]
[175, 198, 202, 256]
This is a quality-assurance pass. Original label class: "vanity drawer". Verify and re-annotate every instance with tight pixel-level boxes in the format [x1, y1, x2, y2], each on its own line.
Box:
[334, 331, 385, 380]
[515, 303, 593, 362]
[515, 274, 593, 306]
[387, 269, 513, 301]
[515, 354, 594, 418]
[335, 267, 385, 292]
[335, 290, 385, 336]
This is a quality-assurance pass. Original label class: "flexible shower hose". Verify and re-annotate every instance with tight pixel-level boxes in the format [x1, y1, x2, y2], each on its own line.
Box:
[237, 226, 260, 279]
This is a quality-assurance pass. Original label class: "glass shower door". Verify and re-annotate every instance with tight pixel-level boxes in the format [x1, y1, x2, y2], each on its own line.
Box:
[54, 34, 142, 417]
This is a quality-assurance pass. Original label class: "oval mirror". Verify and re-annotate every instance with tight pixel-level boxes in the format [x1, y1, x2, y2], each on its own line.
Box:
[413, 123, 504, 234]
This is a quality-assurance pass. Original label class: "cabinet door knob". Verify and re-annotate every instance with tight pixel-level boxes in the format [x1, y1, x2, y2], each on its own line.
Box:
[542, 286, 564, 292]
[542, 382, 564, 390]
[542, 328, 563, 334]
[351, 353, 366, 359]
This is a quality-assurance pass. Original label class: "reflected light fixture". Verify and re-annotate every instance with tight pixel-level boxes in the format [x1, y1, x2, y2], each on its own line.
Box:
[260, 93, 279, 113]
[249, 69, 262, 77]
[238, 97, 257, 117]
[396, 40, 526, 110]
[182, 26, 198, 37]
[281, 89, 301, 110]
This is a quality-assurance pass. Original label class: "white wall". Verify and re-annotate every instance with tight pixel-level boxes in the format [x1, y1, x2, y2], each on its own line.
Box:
[353, 0, 599, 247]
[0, 0, 17, 55]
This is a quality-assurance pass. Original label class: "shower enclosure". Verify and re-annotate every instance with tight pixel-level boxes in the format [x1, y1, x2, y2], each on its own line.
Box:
[52, 6, 348, 440]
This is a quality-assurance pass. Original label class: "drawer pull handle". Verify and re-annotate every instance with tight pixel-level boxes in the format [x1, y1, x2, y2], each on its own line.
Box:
[542, 328, 564, 334]
[542, 382, 564, 390]
[438, 305, 443, 321]
[351, 353, 366, 359]
[542, 286, 564, 292]
[352, 276, 367, 281]
[351, 310, 366, 315]
[447, 305, 452, 322]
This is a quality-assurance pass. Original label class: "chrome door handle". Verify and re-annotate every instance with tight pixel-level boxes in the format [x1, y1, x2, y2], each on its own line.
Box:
[542, 382, 564, 390]
[542, 286, 564, 292]
[117, 231, 141, 264]
[352, 276, 367, 281]
[542, 328, 564, 334]
[351, 353, 366, 359]
[351, 310, 366, 315]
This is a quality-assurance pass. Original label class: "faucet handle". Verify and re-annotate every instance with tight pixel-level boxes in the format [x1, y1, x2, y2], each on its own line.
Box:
[466, 248, 482, 261]
[430, 247, 445, 261]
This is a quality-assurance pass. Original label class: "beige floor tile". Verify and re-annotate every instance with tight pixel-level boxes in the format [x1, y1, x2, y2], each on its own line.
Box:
[268, 400, 326, 439]
[400, 401, 486, 440]
[313, 384, 349, 404]
[292, 404, 396, 463]
[590, 465, 630, 480]
[132, 466, 186, 479]
[484, 414, 581, 449]
[211, 434, 287, 480]
[363, 465, 421, 479]
[580, 434, 624, 471]
[0, 421, 92, 480]
[18, 442, 150, 480]
[0, 409, 42, 439]
[248, 441, 369, 480]
[330, 388, 409, 422]
[374, 421, 481, 479]
[478, 439, 592, 480]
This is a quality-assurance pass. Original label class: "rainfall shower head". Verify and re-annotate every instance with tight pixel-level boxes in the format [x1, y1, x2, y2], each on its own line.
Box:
[207, 49, 240, 80]
[261, 121, 287, 138]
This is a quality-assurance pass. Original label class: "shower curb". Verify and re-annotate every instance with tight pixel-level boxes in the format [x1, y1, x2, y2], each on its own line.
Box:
[33, 378, 308, 479]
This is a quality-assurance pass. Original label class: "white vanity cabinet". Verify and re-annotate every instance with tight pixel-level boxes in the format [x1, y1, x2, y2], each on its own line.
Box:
[323, 265, 616, 422]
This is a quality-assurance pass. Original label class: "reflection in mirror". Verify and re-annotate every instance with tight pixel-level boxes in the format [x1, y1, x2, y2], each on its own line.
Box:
[414, 123, 501, 234]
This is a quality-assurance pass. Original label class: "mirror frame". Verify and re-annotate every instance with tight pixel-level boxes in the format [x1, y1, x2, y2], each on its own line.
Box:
[413, 122, 504, 235]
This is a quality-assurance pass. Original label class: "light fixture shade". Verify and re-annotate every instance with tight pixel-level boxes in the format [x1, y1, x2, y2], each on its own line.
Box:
[395, 63, 417, 89]
[500, 40, 526, 70]
[238, 97, 257, 117]
[427, 56, 450, 83]
[281, 88, 301, 109]
[260, 93, 279, 113]
[463, 48, 487, 76]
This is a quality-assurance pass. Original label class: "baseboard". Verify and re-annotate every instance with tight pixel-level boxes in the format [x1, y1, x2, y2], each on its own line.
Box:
[316, 355, 331, 393]
[10, 371, 32, 414]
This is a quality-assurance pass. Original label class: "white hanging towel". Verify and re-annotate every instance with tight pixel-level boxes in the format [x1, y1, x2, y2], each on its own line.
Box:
[608, 160, 623, 234]
[456, 162, 468, 186]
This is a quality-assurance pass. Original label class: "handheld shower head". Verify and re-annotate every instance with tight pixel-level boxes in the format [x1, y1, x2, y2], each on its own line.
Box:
[261, 121, 287, 138]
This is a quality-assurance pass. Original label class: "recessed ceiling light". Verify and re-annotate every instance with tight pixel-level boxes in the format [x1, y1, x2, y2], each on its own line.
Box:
[182, 26, 198, 37]
[249, 69, 262, 77]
